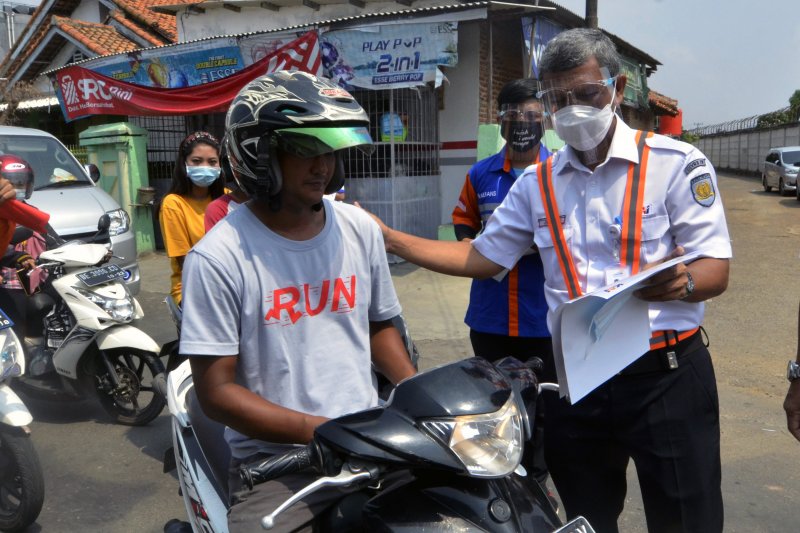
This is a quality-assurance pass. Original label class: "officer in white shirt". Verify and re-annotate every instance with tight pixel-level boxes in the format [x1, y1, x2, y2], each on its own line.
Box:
[371, 28, 730, 533]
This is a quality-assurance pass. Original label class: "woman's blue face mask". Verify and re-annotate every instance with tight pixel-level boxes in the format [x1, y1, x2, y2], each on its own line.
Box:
[186, 165, 220, 187]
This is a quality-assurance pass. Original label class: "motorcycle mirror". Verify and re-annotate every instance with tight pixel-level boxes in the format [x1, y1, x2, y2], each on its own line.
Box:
[97, 214, 111, 232]
[84, 163, 101, 183]
[10, 225, 33, 245]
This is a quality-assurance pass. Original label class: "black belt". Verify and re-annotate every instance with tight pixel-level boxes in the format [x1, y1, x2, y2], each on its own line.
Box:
[619, 330, 704, 376]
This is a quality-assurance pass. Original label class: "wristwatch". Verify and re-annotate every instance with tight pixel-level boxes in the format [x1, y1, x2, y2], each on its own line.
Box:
[681, 271, 695, 300]
[788, 360, 800, 382]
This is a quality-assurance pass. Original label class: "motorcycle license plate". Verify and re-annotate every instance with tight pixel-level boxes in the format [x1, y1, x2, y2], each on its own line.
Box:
[0, 308, 13, 330]
[77, 264, 125, 287]
[553, 516, 596, 533]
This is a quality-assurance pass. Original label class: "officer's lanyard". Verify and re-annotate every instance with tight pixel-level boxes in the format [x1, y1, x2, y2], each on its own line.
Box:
[536, 130, 653, 300]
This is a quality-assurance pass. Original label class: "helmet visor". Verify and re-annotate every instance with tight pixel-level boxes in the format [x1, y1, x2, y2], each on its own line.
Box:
[276, 126, 374, 158]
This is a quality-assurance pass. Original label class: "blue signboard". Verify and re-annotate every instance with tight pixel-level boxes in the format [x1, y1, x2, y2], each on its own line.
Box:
[320, 22, 458, 90]
[88, 38, 245, 88]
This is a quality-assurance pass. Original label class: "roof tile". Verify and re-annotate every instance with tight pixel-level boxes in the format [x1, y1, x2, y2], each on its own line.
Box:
[52, 15, 139, 56]
[110, 10, 169, 47]
[112, 0, 204, 42]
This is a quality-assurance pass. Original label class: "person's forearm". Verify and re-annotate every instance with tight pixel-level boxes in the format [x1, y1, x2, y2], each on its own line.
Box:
[370, 321, 417, 385]
[200, 381, 326, 444]
[384, 228, 502, 279]
[683, 257, 729, 302]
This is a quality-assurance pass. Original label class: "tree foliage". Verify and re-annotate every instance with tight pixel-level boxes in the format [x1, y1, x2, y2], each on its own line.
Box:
[790, 89, 800, 121]
[0, 80, 43, 125]
[681, 131, 700, 144]
[757, 109, 791, 129]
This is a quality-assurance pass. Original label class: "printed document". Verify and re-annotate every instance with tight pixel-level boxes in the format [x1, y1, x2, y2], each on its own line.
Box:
[552, 250, 705, 403]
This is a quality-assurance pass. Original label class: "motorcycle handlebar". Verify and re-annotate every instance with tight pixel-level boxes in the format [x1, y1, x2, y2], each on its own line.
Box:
[239, 445, 318, 490]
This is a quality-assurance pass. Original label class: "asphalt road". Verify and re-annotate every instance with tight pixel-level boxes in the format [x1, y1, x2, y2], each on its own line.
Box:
[17, 171, 800, 532]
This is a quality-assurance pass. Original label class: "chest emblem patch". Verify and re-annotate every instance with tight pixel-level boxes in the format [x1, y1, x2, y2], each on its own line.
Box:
[690, 173, 716, 207]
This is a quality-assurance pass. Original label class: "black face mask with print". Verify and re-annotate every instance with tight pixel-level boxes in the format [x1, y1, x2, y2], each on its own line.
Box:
[503, 121, 542, 154]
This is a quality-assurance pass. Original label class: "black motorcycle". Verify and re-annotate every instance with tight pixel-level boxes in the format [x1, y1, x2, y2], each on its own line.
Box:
[238, 357, 594, 532]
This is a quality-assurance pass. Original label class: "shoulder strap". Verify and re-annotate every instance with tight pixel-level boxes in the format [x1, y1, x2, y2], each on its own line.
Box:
[536, 157, 583, 299]
[619, 130, 653, 274]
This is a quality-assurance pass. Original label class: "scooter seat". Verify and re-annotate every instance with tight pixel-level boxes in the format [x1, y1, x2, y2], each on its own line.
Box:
[187, 389, 231, 503]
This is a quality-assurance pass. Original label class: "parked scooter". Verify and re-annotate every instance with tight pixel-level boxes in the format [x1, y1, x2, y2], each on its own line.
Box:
[12, 217, 166, 426]
[0, 308, 44, 532]
[163, 355, 593, 532]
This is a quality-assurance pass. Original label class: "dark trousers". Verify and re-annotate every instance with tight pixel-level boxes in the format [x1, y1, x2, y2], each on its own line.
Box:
[469, 330, 553, 485]
[543, 336, 723, 533]
[228, 453, 347, 533]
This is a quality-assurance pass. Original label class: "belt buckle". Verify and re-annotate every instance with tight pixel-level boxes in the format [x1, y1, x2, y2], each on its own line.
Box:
[666, 350, 679, 370]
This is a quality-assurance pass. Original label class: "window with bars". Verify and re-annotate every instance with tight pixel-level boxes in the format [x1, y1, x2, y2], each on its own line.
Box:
[345, 86, 442, 251]
[345, 86, 439, 179]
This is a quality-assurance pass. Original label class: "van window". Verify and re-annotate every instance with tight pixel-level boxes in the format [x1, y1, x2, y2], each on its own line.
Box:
[781, 150, 800, 166]
[0, 135, 90, 189]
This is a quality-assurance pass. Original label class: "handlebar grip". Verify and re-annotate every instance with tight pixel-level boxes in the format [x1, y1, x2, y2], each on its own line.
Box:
[239, 446, 316, 489]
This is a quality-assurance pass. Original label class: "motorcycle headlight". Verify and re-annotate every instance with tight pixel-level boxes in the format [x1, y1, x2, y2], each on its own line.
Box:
[106, 208, 130, 236]
[0, 330, 22, 380]
[422, 396, 524, 477]
[75, 287, 135, 322]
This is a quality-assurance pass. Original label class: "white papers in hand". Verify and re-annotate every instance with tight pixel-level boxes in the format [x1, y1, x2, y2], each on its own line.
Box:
[553, 249, 705, 404]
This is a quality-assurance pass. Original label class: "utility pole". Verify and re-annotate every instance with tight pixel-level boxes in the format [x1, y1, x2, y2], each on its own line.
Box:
[585, 0, 599, 29]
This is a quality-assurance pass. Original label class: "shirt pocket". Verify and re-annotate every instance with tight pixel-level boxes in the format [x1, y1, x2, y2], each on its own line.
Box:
[640, 215, 670, 258]
[534, 224, 574, 250]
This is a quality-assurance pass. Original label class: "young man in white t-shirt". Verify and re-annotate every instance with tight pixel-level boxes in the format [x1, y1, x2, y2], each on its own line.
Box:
[179, 71, 416, 532]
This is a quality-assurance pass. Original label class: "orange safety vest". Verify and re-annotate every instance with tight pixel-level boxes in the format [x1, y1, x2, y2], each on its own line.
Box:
[536, 130, 653, 300]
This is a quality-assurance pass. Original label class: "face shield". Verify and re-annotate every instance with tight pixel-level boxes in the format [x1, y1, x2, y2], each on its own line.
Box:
[497, 102, 545, 155]
[275, 126, 374, 159]
[537, 67, 618, 165]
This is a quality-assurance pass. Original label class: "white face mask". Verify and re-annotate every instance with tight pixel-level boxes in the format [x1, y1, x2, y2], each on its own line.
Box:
[552, 103, 615, 152]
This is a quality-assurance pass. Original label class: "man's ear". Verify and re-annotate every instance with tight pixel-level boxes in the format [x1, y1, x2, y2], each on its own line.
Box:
[614, 74, 627, 106]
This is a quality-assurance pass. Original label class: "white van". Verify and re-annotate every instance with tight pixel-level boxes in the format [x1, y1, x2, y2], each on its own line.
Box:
[0, 126, 140, 294]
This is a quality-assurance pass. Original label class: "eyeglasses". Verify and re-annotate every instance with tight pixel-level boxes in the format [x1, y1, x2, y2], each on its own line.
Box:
[536, 77, 616, 111]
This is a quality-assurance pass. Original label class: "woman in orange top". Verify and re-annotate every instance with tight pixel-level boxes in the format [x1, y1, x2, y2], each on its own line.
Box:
[159, 131, 224, 305]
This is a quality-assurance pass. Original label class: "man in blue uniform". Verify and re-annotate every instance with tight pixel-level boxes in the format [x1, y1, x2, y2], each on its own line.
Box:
[451, 78, 552, 486]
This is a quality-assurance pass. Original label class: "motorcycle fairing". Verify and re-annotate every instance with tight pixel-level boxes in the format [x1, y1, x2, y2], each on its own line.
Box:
[362, 472, 560, 532]
[315, 359, 518, 474]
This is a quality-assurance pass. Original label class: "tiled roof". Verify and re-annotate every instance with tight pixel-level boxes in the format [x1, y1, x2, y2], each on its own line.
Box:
[52, 15, 139, 56]
[0, 0, 189, 83]
[112, 0, 205, 42]
[649, 89, 679, 117]
[110, 10, 169, 47]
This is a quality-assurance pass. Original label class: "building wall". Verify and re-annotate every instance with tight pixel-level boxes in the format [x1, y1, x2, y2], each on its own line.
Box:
[438, 20, 480, 224]
[72, 0, 103, 23]
[0, 11, 31, 59]
[176, 0, 450, 41]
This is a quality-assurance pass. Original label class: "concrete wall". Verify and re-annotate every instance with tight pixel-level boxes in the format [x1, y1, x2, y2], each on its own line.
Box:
[694, 124, 800, 175]
[438, 20, 480, 224]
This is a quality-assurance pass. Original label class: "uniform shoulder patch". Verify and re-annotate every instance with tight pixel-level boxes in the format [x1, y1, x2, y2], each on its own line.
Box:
[684, 158, 706, 174]
[690, 173, 716, 207]
[645, 134, 693, 155]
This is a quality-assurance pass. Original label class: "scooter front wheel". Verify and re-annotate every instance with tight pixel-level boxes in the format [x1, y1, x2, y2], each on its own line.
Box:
[0, 426, 44, 532]
[90, 349, 166, 426]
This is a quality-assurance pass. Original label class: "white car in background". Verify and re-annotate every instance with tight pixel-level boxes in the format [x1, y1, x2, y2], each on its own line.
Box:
[762, 146, 800, 197]
[0, 126, 140, 294]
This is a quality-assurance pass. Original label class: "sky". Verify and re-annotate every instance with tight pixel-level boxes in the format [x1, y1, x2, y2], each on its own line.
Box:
[553, 0, 800, 129]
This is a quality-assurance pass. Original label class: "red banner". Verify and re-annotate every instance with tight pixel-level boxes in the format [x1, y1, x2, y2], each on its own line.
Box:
[52, 32, 321, 121]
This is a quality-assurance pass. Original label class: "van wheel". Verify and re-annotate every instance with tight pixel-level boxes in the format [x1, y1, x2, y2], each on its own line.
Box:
[762, 175, 772, 192]
[780, 178, 788, 196]
[796, 186, 800, 201]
